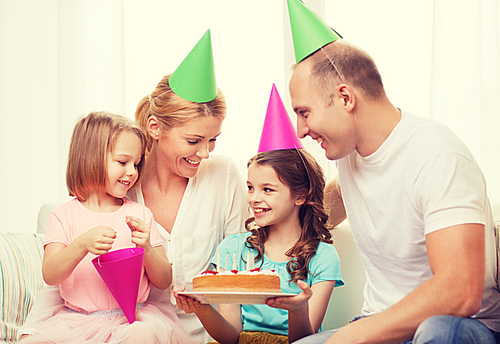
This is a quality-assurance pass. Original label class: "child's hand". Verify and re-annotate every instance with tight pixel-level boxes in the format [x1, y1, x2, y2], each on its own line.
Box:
[126, 216, 152, 250]
[79, 226, 116, 255]
[173, 286, 208, 314]
[266, 280, 313, 312]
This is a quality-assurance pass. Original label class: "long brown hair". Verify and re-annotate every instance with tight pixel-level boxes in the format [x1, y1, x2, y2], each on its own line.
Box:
[245, 149, 332, 283]
[135, 73, 226, 155]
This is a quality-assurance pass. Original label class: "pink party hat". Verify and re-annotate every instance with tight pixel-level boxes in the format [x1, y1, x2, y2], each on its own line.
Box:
[258, 84, 304, 153]
[92, 247, 144, 324]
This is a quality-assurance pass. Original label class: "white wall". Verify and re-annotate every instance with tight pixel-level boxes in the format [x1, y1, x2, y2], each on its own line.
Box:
[1, 0, 498, 233]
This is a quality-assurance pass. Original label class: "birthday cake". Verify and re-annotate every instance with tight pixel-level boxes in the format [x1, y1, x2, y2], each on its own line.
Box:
[192, 268, 281, 293]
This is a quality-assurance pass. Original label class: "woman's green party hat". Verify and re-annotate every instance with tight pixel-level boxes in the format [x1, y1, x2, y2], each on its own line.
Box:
[169, 29, 217, 103]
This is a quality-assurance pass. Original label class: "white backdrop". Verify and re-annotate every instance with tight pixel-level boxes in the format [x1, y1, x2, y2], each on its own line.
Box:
[1, 0, 499, 233]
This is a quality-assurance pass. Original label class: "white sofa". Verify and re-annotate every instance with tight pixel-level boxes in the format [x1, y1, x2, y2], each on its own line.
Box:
[1, 203, 498, 343]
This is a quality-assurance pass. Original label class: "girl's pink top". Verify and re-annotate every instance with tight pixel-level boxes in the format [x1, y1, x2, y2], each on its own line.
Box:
[44, 198, 163, 312]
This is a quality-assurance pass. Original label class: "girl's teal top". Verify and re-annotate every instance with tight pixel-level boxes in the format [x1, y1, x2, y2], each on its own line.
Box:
[210, 232, 344, 335]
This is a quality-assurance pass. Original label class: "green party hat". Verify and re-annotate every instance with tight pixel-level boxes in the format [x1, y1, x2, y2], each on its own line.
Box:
[169, 29, 217, 103]
[287, 0, 343, 63]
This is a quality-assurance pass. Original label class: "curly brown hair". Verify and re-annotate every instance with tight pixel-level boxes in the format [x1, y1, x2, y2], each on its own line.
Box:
[245, 149, 332, 283]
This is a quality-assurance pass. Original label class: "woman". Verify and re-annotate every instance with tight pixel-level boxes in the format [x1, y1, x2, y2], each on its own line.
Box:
[130, 72, 248, 342]
[20, 30, 248, 343]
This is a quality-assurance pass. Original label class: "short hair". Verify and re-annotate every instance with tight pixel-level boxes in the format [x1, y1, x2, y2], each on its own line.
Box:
[135, 74, 227, 155]
[245, 149, 332, 282]
[66, 111, 147, 201]
[302, 40, 385, 105]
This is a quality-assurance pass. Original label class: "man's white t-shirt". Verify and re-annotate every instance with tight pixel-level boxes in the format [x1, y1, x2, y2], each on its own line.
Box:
[336, 111, 500, 331]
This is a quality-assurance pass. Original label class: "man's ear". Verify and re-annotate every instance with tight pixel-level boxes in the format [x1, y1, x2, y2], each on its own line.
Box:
[147, 116, 161, 140]
[337, 84, 356, 112]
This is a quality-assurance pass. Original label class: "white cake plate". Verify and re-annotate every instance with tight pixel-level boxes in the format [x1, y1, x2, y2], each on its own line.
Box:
[177, 291, 296, 304]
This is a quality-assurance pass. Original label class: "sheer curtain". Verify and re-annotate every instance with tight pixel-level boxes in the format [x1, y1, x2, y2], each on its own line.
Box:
[325, 0, 499, 204]
[1, 0, 498, 233]
[430, 0, 500, 205]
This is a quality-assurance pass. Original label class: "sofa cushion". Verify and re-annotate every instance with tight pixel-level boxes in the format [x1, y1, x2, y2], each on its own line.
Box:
[0, 233, 45, 343]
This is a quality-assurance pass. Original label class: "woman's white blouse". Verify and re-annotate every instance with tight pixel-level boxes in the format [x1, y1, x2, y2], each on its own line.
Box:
[128, 155, 248, 342]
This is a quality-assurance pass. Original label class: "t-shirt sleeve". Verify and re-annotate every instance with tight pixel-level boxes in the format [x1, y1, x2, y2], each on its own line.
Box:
[43, 210, 69, 248]
[309, 243, 344, 287]
[413, 153, 487, 235]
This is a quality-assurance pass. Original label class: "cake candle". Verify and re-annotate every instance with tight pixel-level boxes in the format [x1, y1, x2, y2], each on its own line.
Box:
[225, 251, 229, 271]
[217, 250, 220, 273]
[246, 252, 250, 271]
[233, 250, 237, 270]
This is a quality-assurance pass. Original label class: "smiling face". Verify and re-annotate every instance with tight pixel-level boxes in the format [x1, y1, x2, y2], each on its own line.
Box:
[156, 115, 223, 178]
[247, 162, 303, 230]
[105, 130, 143, 199]
[289, 60, 357, 161]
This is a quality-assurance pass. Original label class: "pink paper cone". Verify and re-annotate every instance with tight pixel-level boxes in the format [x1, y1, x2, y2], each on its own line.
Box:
[92, 247, 144, 324]
[258, 84, 304, 153]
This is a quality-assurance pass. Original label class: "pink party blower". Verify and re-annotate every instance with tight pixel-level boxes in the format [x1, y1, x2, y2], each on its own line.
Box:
[92, 247, 144, 324]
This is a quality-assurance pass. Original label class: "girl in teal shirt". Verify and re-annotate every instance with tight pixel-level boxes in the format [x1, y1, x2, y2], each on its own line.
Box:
[175, 149, 343, 344]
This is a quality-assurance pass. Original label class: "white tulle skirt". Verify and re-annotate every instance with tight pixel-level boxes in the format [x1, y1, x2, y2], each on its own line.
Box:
[19, 301, 197, 344]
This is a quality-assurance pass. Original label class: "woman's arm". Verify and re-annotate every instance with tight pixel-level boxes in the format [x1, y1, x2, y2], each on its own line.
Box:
[324, 177, 346, 228]
[127, 216, 172, 290]
[174, 291, 242, 344]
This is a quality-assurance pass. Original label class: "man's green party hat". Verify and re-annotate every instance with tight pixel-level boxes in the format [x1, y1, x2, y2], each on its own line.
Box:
[287, 0, 343, 63]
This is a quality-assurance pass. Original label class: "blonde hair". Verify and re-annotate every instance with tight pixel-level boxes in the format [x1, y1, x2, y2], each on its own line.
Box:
[135, 74, 227, 155]
[66, 111, 147, 201]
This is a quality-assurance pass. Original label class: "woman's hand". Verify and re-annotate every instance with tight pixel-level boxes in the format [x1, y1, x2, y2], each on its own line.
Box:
[266, 280, 313, 312]
[126, 216, 152, 250]
[173, 286, 210, 314]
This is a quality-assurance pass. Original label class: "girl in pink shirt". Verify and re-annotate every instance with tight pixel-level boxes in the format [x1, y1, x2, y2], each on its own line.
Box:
[20, 112, 196, 344]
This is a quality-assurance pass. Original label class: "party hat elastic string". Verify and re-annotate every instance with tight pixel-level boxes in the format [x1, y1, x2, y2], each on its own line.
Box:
[294, 144, 312, 192]
[149, 88, 175, 104]
[320, 46, 345, 84]
[320, 47, 359, 151]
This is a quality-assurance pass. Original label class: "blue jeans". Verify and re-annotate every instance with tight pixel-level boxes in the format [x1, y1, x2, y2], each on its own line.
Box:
[292, 315, 499, 344]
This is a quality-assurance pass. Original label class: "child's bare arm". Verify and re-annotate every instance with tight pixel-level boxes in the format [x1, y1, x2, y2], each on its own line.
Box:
[42, 226, 116, 285]
[267, 280, 335, 342]
[126, 216, 172, 289]
[307, 280, 336, 331]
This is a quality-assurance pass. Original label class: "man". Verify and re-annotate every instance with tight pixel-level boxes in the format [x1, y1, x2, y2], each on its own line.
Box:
[286, 0, 500, 343]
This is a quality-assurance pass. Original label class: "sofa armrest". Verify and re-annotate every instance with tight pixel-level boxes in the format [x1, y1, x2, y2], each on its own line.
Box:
[36, 203, 58, 235]
[0, 233, 45, 343]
